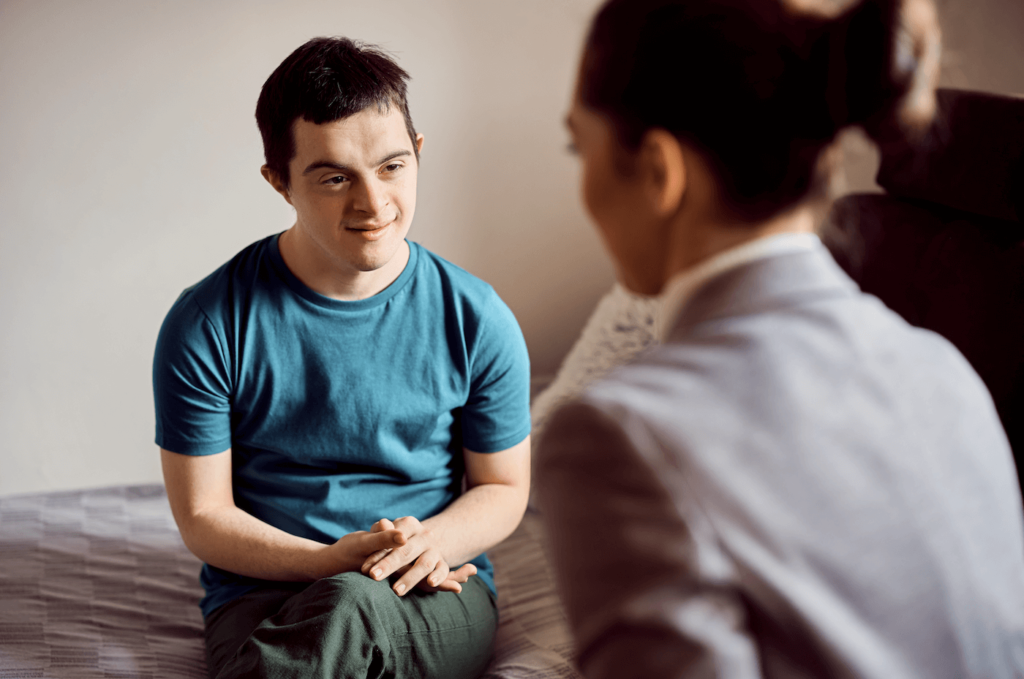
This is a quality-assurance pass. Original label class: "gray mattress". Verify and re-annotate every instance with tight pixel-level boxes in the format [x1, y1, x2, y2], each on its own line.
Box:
[0, 485, 580, 678]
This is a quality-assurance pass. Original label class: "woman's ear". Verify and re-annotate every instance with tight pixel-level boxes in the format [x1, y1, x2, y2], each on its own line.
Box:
[638, 129, 687, 217]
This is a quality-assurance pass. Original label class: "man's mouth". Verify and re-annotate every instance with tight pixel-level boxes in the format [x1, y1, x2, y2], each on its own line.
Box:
[347, 220, 393, 232]
[347, 220, 395, 241]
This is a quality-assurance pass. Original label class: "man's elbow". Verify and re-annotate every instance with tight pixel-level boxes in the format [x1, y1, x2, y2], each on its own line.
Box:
[168, 504, 226, 564]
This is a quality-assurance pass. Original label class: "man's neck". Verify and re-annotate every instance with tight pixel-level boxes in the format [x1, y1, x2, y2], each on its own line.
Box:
[278, 228, 410, 301]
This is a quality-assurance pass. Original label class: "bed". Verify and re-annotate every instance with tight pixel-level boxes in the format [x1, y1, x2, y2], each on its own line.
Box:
[0, 484, 580, 678]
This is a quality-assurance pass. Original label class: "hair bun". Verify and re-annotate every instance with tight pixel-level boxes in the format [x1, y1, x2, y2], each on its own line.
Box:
[890, 0, 942, 133]
[825, 0, 940, 141]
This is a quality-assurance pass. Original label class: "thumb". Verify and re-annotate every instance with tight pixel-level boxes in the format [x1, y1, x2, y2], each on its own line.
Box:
[370, 518, 396, 534]
[368, 527, 406, 549]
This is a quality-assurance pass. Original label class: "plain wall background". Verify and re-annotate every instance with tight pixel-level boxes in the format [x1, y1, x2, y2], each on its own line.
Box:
[1, 0, 1022, 498]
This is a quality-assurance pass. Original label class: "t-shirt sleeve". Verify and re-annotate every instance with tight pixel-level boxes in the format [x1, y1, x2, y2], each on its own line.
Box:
[461, 290, 532, 453]
[152, 291, 233, 456]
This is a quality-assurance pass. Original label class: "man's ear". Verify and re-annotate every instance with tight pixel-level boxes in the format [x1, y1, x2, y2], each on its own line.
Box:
[261, 165, 293, 206]
[415, 133, 424, 156]
[638, 129, 686, 217]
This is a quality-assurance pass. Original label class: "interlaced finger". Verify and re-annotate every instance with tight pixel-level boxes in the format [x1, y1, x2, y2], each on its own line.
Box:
[430, 563, 477, 593]
[367, 521, 427, 581]
[360, 548, 392, 575]
[448, 563, 477, 583]
[393, 550, 441, 596]
[414, 559, 450, 592]
[368, 542, 413, 581]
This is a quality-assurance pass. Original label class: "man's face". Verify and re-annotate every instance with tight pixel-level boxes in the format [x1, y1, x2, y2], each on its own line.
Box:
[273, 106, 423, 278]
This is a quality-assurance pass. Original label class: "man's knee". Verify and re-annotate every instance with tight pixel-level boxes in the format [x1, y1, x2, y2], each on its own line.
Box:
[294, 571, 396, 625]
[223, 574, 496, 679]
[321, 570, 388, 597]
[217, 574, 394, 679]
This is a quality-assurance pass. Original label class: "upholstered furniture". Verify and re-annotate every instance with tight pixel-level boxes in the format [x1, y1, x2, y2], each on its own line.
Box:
[823, 88, 1024, 493]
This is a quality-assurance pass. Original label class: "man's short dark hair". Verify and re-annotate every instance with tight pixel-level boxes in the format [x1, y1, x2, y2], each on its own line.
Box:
[256, 36, 417, 188]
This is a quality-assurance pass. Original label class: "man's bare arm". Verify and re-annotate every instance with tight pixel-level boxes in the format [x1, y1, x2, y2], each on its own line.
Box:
[362, 435, 531, 595]
[161, 447, 410, 582]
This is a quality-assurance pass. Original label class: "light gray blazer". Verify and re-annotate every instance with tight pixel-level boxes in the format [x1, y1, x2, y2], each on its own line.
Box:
[537, 246, 1024, 679]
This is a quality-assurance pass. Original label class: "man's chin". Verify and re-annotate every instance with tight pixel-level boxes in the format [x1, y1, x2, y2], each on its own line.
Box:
[347, 237, 408, 274]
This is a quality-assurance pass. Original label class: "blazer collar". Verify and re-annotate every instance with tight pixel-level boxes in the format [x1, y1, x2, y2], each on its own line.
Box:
[667, 246, 859, 341]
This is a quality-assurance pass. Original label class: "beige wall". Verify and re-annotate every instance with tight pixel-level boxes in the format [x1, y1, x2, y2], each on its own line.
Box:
[1, 0, 1022, 497]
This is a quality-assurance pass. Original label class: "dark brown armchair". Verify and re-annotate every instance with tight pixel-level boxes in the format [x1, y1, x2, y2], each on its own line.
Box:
[824, 88, 1024, 494]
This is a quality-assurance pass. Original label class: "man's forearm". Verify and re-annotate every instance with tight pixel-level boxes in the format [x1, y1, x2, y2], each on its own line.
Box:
[361, 439, 531, 582]
[182, 477, 530, 581]
[176, 504, 339, 582]
[422, 480, 529, 567]
[162, 447, 411, 585]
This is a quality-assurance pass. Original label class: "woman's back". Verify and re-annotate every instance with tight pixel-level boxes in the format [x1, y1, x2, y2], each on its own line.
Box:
[540, 243, 1024, 678]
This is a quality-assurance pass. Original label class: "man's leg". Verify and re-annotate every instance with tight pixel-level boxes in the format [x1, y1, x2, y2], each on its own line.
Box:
[208, 573, 497, 679]
[204, 584, 307, 678]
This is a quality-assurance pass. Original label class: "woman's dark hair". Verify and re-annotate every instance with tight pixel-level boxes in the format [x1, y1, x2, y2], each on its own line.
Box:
[580, 0, 940, 219]
[256, 37, 418, 188]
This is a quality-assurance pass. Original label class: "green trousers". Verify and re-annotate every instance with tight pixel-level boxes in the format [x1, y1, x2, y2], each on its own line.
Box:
[204, 572, 498, 679]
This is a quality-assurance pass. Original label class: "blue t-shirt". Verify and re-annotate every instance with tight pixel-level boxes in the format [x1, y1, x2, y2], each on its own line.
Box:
[153, 235, 531, 617]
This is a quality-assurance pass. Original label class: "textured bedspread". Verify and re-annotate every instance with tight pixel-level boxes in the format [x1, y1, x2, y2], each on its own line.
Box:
[0, 485, 579, 678]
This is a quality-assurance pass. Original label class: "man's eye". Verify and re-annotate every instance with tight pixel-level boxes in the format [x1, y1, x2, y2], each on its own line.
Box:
[326, 176, 347, 185]
[383, 163, 403, 173]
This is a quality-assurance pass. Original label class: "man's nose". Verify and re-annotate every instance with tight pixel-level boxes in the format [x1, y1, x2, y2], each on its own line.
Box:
[353, 178, 389, 215]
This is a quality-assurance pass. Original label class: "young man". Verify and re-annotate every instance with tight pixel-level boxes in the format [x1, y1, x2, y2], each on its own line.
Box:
[153, 37, 532, 679]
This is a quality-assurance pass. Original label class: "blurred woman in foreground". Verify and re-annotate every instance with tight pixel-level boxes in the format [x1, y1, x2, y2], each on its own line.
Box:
[537, 1, 1024, 677]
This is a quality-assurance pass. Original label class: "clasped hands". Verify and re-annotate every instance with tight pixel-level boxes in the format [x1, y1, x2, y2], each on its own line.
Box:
[330, 516, 476, 597]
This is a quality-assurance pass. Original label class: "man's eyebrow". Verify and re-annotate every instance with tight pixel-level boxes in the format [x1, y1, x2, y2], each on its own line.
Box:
[378, 149, 412, 165]
[302, 160, 349, 176]
[301, 150, 413, 176]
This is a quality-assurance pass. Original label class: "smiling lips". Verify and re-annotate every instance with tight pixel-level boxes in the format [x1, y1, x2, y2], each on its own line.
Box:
[347, 220, 393, 241]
